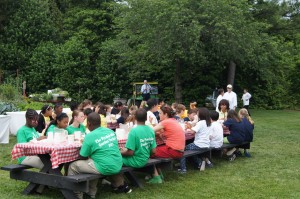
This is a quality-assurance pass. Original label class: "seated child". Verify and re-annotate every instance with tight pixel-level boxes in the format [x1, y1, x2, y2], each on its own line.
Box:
[67, 110, 86, 135]
[45, 113, 69, 135]
[121, 108, 157, 168]
[239, 108, 254, 157]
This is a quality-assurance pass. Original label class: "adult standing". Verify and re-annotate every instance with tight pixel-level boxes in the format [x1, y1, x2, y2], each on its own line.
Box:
[223, 84, 237, 110]
[215, 88, 224, 112]
[68, 112, 131, 199]
[141, 80, 152, 105]
[241, 88, 252, 116]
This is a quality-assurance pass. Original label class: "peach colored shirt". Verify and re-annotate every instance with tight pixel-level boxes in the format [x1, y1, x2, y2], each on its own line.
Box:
[160, 118, 185, 151]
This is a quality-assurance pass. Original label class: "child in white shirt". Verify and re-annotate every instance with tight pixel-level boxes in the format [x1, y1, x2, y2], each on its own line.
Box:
[209, 110, 223, 148]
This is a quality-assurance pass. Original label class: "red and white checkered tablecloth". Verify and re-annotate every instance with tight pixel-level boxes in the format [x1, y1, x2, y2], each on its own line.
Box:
[11, 142, 82, 169]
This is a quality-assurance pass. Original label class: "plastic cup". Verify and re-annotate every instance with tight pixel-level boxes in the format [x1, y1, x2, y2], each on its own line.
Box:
[68, 135, 75, 144]
[47, 132, 54, 141]
[74, 131, 81, 141]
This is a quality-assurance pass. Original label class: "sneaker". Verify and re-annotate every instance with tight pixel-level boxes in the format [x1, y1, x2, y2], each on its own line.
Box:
[177, 169, 187, 174]
[228, 154, 236, 161]
[199, 160, 206, 171]
[244, 151, 251, 158]
[206, 162, 214, 168]
[235, 150, 243, 157]
[147, 175, 163, 184]
[114, 183, 132, 194]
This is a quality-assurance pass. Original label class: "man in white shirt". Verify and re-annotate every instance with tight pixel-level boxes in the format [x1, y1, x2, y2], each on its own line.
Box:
[215, 88, 224, 112]
[141, 80, 152, 104]
[241, 88, 252, 116]
[223, 84, 237, 110]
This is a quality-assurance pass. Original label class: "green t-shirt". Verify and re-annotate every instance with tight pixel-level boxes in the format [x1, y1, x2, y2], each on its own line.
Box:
[66, 124, 86, 135]
[122, 125, 157, 168]
[46, 124, 66, 135]
[80, 127, 122, 175]
[16, 125, 40, 164]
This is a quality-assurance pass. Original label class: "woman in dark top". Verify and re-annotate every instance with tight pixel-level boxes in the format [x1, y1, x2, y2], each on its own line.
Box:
[35, 104, 53, 134]
[223, 110, 246, 144]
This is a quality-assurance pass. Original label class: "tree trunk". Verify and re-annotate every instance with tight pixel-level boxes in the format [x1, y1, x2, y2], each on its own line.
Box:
[174, 58, 182, 103]
[227, 60, 236, 86]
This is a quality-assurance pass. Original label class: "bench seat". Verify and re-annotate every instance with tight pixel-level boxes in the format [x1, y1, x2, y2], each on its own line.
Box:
[1, 164, 32, 171]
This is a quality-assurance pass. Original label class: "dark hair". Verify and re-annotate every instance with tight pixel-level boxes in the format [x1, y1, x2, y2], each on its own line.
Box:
[227, 110, 241, 122]
[114, 101, 123, 107]
[54, 103, 62, 110]
[218, 88, 224, 95]
[45, 112, 69, 132]
[41, 104, 52, 114]
[69, 102, 79, 111]
[160, 104, 176, 118]
[136, 108, 147, 122]
[218, 99, 229, 112]
[25, 109, 38, 119]
[120, 107, 130, 120]
[87, 112, 100, 127]
[94, 102, 107, 116]
[83, 108, 93, 116]
[146, 98, 158, 111]
[198, 107, 211, 127]
[210, 110, 219, 121]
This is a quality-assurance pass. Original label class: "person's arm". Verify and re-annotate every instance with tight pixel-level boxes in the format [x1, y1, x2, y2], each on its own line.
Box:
[233, 93, 237, 110]
[151, 148, 156, 155]
[153, 123, 164, 135]
[121, 149, 134, 156]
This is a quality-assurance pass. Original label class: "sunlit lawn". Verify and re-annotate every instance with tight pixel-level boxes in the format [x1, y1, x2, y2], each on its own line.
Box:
[1, 110, 300, 199]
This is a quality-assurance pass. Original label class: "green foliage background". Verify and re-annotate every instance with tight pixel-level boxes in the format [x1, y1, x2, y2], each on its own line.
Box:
[0, 0, 299, 108]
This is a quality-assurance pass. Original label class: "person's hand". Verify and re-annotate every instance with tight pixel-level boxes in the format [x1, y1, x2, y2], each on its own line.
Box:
[185, 122, 192, 130]
[38, 136, 47, 141]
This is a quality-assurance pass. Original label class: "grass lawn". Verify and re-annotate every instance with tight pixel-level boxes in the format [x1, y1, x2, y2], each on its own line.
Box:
[1, 110, 300, 199]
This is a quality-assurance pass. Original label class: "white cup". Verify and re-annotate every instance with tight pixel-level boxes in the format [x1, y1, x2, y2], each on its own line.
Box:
[47, 132, 54, 141]
[68, 135, 75, 144]
[74, 131, 81, 141]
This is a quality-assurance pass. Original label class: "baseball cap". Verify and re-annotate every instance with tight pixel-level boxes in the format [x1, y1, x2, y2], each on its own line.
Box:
[227, 84, 233, 89]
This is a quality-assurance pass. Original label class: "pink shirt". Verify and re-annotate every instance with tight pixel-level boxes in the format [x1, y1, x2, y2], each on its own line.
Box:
[160, 118, 185, 151]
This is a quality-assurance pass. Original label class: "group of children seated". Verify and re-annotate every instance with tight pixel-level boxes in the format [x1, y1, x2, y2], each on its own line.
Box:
[15, 98, 254, 198]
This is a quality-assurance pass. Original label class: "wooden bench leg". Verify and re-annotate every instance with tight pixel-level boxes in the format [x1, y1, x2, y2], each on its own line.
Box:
[124, 171, 143, 188]
[22, 182, 38, 195]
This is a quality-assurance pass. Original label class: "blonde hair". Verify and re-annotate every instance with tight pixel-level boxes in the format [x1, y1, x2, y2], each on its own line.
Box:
[239, 108, 254, 125]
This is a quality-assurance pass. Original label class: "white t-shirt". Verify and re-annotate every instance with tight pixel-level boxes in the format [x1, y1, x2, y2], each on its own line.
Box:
[209, 122, 223, 148]
[216, 95, 224, 112]
[191, 120, 210, 148]
[147, 111, 158, 125]
[223, 91, 237, 110]
[242, 92, 252, 106]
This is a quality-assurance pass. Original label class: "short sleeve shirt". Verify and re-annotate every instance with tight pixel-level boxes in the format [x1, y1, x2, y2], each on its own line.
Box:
[80, 127, 122, 175]
[66, 124, 86, 135]
[191, 120, 210, 148]
[16, 126, 40, 163]
[209, 122, 224, 148]
[160, 118, 185, 151]
[123, 125, 157, 168]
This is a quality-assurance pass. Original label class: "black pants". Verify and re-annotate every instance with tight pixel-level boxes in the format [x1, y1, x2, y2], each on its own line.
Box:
[142, 93, 150, 101]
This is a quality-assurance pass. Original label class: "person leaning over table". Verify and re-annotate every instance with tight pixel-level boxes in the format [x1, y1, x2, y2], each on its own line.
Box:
[148, 104, 185, 183]
[145, 98, 159, 126]
[45, 113, 69, 135]
[17, 109, 47, 169]
[121, 108, 157, 168]
[94, 101, 108, 128]
[35, 104, 53, 135]
[68, 112, 131, 199]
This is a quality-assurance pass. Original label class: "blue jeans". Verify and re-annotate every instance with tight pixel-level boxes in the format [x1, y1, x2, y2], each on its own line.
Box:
[180, 143, 206, 170]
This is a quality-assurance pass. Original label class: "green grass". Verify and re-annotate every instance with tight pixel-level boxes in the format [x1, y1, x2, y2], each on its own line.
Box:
[1, 110, 300, 199]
